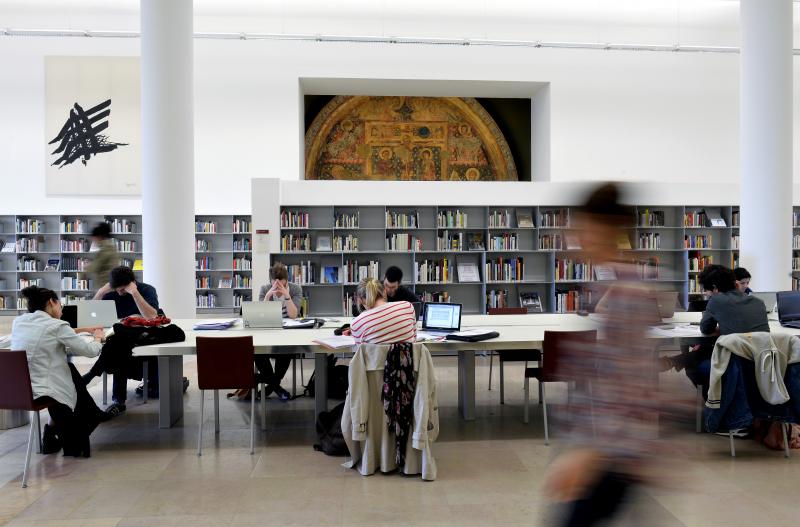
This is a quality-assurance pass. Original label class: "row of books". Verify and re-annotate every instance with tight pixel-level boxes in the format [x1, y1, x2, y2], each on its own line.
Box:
[61, 256, 90, 272]
[16, 219, 46, 233]
[635, 257, 660, 280]
[488, 209, 512, 228]
[486, 290, 544, 311]
[485, 257, 524, 282]
[333, 235, 358, 251]
[437, 210, 468, 228]
[232, 238, 252, 251]
[555, 258, 592, 281]
[195, 239, 211, 251]
[281, 211, 310, 229]
[638, 232, 661, 249]
[555, 290, 591, 313]
[386, 234, 422, 252]
[16, 238, 41, 253]
[114, 239, 138, 252]
[639, 209, 665, 227]
[195, 220, 253, 233]
[196, 275, 252, 289]
[731, 210, 740, 227]
[60, 239, 90, 253]
[489, 233, 518, 251]
[688, 254, 713, 272]
[232, 219, 251, 233]
[540, 209, 570, 228]
[0, 296, 7, 309]
[108, 218, 137, 234]
[684, 234, 713, 249]
[684, 211, 707, 227]
[281, 233, 311, 252]
[285, 261, 315, 284]
[386, 211, 420, 229]
[415, 258, 454, 284]
[196, 256, 212, 270]
[793, 235, 800, 250]
[343, 260, 379, 284]
[195, 221, 218, 233]
[196, 292, 218, 308]
[335, 213, 359, 229]
[486, 289, 509, 309]
[18, 278, 43, 288]
[437, 231, 465, 251]
[232, 257, 252, 270]
[233, 293, 252, 308]
[732, 235, 740, 250]
[61, 277, 92, 291]
[417, 291, 450, 303]
[17, 256, 40, 271]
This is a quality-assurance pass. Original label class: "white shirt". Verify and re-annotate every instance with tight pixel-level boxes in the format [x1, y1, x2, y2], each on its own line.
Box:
[11, 310, 102, 410]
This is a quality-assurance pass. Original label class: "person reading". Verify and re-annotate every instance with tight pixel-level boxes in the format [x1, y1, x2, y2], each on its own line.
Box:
[350, 277, 416, 344]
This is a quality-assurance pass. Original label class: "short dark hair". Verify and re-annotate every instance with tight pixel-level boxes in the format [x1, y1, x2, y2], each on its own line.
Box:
[110, 266, 136, 289]
[579, 182, 634, 223]
[269, 264, 289, 281]
[20, 285, 58, 313]
[699, 264, 736, 293]
[384, 266, 403, 283]
[733, 267, 751, 281]
[91, 222, 111, 239]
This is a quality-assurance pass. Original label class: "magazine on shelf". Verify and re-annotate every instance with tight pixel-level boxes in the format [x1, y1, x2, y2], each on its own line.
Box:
[519, 292, 543, 313]
[322, 266, 340, 284]
[594, 264, 617, 281]
[467, 233, 485, 251]
[44, 258, 60, 271]
[316, 235, 332, 252]
[516, 211, 533, 228]
[457, 262, 481, 283]
[706, 208, 726, 227]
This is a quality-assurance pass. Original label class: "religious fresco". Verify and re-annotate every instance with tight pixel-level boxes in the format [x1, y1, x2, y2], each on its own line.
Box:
[305, 96, 518, 181]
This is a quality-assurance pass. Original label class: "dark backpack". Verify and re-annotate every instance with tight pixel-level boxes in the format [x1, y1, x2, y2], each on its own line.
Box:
[313, 401, 348, 456]
[305, 355, 349, 400]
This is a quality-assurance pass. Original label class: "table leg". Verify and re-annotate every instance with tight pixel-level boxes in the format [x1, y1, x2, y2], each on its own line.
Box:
[158, 356, 184, 428]
[458, 350, 476, 421]
[314, 352, 328, 417]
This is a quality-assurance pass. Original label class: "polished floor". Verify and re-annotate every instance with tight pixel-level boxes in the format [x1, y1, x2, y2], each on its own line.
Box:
[0, 334, 798, 526]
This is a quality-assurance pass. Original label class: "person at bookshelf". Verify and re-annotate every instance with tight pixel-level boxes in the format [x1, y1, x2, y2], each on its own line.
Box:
[661, 265, 768, 404]
[256, 263, 302, 401]
[93, 266, 159, 320]
[350, 277, 417, 344]
[11, 286, 110, 457]
[733, 267, 752, 295]
[87, 222, 119, 290]
[383, 266, 418, 304]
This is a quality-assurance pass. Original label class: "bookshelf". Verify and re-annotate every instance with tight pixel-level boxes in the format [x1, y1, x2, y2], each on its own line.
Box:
[194, 215, 253, 312]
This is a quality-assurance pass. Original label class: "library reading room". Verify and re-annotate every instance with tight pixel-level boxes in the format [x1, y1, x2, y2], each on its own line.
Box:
[1, 1, 800, 526]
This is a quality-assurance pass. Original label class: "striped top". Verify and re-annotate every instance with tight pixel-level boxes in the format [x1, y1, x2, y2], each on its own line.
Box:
[350, 301, 417, 344]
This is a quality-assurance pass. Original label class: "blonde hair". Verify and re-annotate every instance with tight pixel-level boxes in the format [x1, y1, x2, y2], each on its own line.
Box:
[356, 277, 385, 309]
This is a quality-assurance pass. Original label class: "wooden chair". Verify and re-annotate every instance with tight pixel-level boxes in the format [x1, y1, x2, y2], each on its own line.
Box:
[196, 336, 258, 455]
[487, 307, 541, 404]
[524, 330, 597, 445]
[0, 349, 56, 487]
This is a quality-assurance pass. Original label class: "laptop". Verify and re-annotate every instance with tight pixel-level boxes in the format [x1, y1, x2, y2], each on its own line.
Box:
[77, 300, 119, 328]
[777, 291, 800, 329]
[751, 291, 777, 313]
[242, 301, 283, 329]
[421, 302, 462, 334]
[652, 291, 678, 319]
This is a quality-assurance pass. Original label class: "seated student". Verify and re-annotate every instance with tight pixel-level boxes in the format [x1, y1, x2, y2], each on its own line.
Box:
[733, 267, 752, 295]
[11, 286, 109, 457]
[350, 278, 417, 344]
[350, 266, 417, 317]
[255, 264, 302, 401]
[85, 266, 161, 415]
[662, 265, 769, 399]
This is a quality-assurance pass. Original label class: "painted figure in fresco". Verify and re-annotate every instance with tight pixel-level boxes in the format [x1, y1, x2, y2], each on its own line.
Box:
[419, 148, 437, 181]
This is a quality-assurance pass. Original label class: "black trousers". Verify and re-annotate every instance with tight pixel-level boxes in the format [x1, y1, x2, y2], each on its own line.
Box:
[559, 471, 633, 527]
[254, 355, 293, 387]
[112, 357, 158, 404]
[42, 363, 105, 457]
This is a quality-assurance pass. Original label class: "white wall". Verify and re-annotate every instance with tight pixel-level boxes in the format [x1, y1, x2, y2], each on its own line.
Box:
[1, 35, 799, 214]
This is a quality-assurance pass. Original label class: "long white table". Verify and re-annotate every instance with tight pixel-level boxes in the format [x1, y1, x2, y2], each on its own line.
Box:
[133, 312, 795, 429]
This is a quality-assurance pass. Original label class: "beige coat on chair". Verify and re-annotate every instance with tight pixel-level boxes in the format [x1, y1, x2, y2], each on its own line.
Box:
[341, 342, 439, 481]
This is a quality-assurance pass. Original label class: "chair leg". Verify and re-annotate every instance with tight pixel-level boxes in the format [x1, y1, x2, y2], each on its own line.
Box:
[729, 431, 736, 458]
[488, 351, 493, 391]
[292, 356, 297, 397]
[782, 423, 790, 459]
[102, 372, 108, 405]
[696, 385, 703, 433]
[542, 382, 549, 446]
[213, 390, 220, 434]
[260, 383, 267, 431]
[538, 381, 543, 404]
[250, 386, 255, 455]
[142, 361, 149, 404]
[22, 413, 36, 488]
[499, 361, 505, 404]
[523, 377, 530, 424]
[300, 355, 305, 385]
[34, 411, 42, 454]
[197, 390, 204, 456]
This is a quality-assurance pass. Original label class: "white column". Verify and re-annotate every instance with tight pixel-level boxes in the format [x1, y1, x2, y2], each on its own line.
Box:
[739, 0, 793, 291]
[141, 0, 196, 317]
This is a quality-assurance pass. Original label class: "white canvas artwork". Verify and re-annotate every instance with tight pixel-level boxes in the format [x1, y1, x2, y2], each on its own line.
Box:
[45, 56, 140, 196]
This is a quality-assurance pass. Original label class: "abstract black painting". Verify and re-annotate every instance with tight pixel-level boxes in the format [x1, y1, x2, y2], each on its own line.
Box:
[48, 99, 128, 168]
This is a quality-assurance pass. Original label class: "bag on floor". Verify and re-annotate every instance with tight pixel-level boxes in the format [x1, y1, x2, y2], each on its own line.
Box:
[754, 420, 800, 450]
[313, 401, 348, 456]
[305, 355, 349, 400]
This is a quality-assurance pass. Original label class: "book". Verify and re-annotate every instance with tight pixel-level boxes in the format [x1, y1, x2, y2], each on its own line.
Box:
[457, 262, 481, 283]
[516, 211, 534, 228]
[322, 266, 340, 284]
[312, 335, 356, 349]
[519, 292, 543, 313]
[44, 258, 60, 271]
[316, 235, 332, 252]
[706, 208, 726, 227]
[467, 232, 485, 251]
[616, 234, 632, 250]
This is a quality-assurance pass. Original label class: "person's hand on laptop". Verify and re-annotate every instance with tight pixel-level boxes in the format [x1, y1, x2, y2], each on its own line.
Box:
[74, 325, 103, 335]
[93, 328, 106, 343]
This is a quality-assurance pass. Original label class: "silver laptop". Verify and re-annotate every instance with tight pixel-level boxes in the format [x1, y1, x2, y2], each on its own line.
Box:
[242, 301, 283, 329]
[653, 291, 678, 319]
[77, 300, 119, 328]
[751, 291, 778, 313]
[421, 302, 462, 334]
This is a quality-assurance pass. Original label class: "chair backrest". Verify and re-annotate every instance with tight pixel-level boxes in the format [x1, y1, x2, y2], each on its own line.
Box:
[0, 350, 36, 411]
[196, 336, 255, 390]
[488, 307, 527, 315]
[542, 330, 597, 383]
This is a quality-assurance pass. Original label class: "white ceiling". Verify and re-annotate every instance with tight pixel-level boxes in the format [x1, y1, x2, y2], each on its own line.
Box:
[1, 0, 799, 46]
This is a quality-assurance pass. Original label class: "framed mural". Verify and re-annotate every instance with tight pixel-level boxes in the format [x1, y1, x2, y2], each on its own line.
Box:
[305, 96, 519, 181]
[45, 56, 140, 196]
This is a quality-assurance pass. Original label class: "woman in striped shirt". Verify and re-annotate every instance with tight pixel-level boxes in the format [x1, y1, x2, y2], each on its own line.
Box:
[350, 278, 417, 344]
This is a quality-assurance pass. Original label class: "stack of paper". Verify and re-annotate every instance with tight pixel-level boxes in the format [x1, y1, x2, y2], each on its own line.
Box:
[312, 335, 355, 349]
[192, 319, 238, 330]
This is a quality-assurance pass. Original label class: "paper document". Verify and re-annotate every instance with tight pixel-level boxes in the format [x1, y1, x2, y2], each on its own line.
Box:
[192, 319, 238, 330]
[648, 324, 702, 338]
[416, 331, 446, 342]
[449, 327, 498, 337]
[312, 335, 356, 349]
[282, 318, 317, 329]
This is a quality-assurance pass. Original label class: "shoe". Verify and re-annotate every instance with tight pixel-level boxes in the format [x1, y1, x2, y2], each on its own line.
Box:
[105, 403, 126, 418]
[715, 428, 750, 438]
[183, 377, 190, 393]
[81, 373, 95, 386]
[41, 424, 61, 454]
[273, 386, 291, 402]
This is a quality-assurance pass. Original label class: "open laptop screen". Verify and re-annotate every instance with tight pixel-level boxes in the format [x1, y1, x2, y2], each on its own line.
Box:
[777, 291, 800, 322]
[423, 303, 462, 331]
